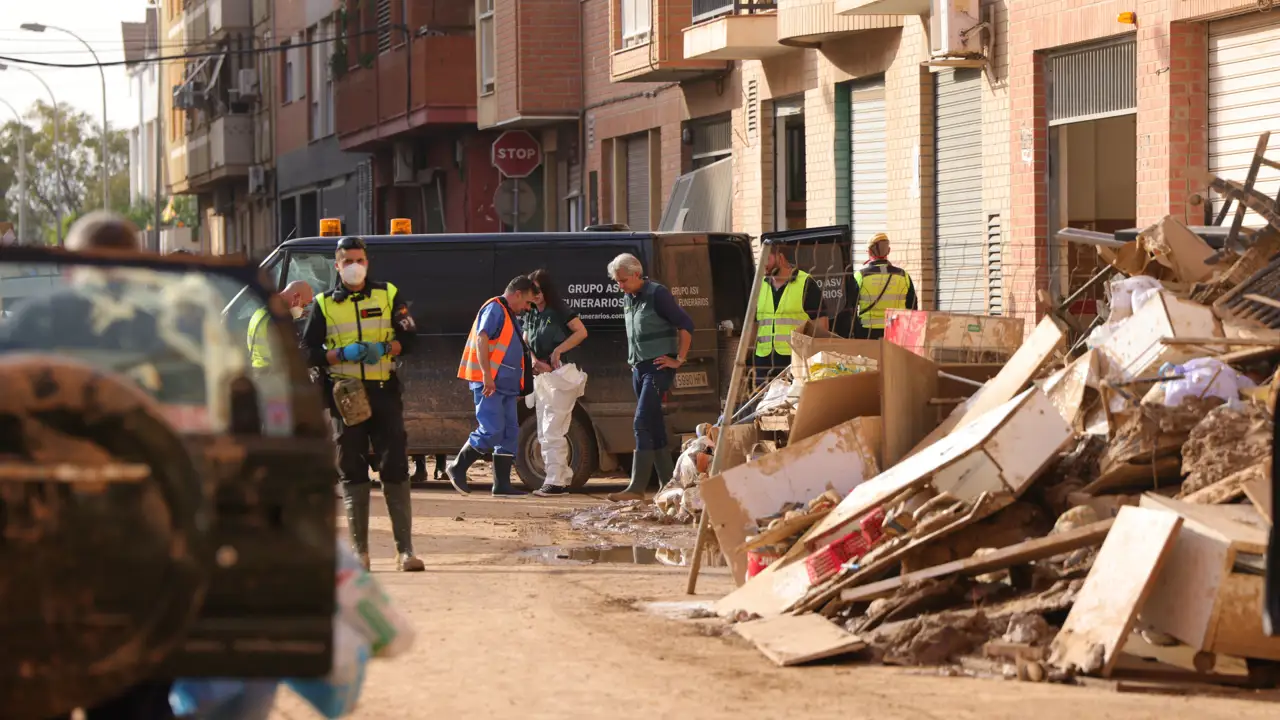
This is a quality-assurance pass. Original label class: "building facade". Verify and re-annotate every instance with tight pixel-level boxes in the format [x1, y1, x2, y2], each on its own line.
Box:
[122, 9, 166, 209]
[162, 0, 277, 258]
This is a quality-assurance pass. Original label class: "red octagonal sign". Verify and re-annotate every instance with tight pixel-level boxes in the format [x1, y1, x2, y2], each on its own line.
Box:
[491, 130, 543, 179]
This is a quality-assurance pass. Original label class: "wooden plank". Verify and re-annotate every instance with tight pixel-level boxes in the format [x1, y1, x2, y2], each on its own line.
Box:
[789, 371, 880, 445]
[1049, 506, 1183, 677]
[1139, 493, 1268, 554]
[733, 613, 867, 667]
[880, 340, 940, 467]
[907, 316, 1065, 459]
[1161, 336, 1280, 347]
[1242, 475, 1273, 525]
[1211, 573, 1280, 661]
[839, 519, 1115, 604]
[1139, 515, 1236, 650]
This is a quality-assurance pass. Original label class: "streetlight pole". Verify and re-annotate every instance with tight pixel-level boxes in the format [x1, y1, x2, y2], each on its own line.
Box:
[22, 23, 110, 212]
[0, 63, 62, 245]
[0, 98, 28, 244]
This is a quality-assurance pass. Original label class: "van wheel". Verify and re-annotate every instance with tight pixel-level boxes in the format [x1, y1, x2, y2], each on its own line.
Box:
[515, 414, 598, 491]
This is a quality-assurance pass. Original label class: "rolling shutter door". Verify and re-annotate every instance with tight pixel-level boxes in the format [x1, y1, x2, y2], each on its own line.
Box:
[626, 134, 651, 231]
[1209, 14, 1280, 230]
[850, 79, 888, 248]
[934, 69, 986, 314]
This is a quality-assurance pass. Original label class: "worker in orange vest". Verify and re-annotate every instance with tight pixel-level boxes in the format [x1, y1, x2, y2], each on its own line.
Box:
[445, 275, 539, 497]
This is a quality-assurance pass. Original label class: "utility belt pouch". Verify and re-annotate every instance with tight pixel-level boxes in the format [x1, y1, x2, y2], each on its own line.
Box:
[332, 376, 372, 426]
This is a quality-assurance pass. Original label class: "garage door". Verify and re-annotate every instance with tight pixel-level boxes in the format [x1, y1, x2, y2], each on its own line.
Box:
[626, 133, 651, 231]
[934, 68, 986, 314]
[1209, 13, 1280, 230]
[850, 79, 888, 248]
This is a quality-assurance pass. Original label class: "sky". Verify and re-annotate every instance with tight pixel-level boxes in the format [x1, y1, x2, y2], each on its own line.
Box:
[0, 0, 152, 130]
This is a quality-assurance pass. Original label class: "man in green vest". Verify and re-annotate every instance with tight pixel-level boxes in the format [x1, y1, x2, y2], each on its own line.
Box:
[246, 280, 314, 369]
[749, 243, 823, 386]
[849, 232, 918, 339]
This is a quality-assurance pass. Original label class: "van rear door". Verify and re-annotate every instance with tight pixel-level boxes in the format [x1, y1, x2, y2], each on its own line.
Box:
[759, 225, 855, 321]
[651, 234, 718, 402]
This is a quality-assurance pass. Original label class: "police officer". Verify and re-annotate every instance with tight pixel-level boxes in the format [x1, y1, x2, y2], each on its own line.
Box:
[849, 232, 918, 339]
[300, 236, 424, 572]
[749, 243, 823, 387]
[247, 280, 314, 368]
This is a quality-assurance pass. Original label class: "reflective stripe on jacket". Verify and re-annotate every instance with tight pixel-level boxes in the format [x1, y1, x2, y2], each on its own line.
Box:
[247, 307, 271, 368]
[458, 297, 525, 390]
[755, 270, 810, 357]
[853, 264, 911, 329]
[316, 284, 398, 381]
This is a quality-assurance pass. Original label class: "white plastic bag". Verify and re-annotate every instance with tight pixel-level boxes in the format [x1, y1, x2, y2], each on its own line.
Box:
[530, 363, 588, 488]
[1158, 357, 1257, 407]
[285, 618, 371, 719]
[1107, 276, 1164, 322]
[336, 544, 416, 658]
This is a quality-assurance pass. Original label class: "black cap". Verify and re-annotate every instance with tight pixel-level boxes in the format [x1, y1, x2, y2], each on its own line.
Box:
[336, 236, 367, 251]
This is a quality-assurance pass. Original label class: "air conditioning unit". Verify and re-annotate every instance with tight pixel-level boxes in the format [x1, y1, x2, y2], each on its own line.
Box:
[235, 68, 259, 99]
[248, 165, 267, 195]
[392, 141, 416, 186]
[929, 0, 984, 61]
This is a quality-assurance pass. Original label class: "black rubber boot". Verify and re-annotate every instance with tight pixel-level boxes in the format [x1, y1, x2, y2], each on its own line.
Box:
[382, 481, 425, 572]
[653, 448, 676, 490]
[491, 454, 526, 497]
[434, 454, 448, 481]
[341, 482, 371, 570]
[446, 443, 481, 496]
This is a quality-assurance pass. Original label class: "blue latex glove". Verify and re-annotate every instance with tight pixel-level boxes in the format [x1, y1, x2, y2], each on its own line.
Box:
[339, 342, 368, 362]
[363, 341, 389, 364]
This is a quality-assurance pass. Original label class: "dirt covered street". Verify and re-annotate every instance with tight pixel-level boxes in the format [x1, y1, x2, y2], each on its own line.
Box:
[264, 479, 1280, 720]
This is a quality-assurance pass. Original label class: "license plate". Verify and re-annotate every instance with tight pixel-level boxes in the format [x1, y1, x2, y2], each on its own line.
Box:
[675, 371, 709, 389]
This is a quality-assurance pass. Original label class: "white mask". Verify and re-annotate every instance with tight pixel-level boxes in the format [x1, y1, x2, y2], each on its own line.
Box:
[340, 263, 367, 286]
[290, 305, 304, 320]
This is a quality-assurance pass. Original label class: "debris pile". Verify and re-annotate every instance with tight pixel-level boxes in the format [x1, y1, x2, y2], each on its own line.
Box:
[702, 147, 1280, 695]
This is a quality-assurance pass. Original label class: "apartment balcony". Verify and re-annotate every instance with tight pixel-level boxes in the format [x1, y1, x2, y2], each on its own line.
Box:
[684, 1, 787, 60]
[185, 115, 253, 191]
[183, 1, 208, 46]
[610, 0, 728, 83]
[835, 0, 927, 15]
[335, 34, 477, 151]
[207, 0, 253, 38]
[251, 0, 270, 27]
[777, 0, 901, 46]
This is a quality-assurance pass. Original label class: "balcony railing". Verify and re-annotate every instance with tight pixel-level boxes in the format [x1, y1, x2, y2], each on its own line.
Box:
[693, 0, 777, 24]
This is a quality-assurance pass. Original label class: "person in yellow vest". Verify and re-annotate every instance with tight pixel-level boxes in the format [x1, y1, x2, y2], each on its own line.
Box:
[445, 276, 540, 497]
[749, 243, 823, 387]
[246, 280, 314, 369]
[300, 236, 423, 572]
[848, 232, 918, 340]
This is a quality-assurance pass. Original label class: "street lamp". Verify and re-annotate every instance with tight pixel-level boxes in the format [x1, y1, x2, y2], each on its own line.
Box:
[0, 62, 63, 245]
[0, 98, 28, 244]
[21, 23, 110, 213]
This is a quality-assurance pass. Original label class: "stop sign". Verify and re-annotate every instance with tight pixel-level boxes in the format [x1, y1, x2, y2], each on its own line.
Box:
[491, 130, 542, 179]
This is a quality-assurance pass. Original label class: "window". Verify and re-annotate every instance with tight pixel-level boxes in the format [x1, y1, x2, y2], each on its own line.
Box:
[284, 251, 338, 300]
[292, 34, 306, 104]
[621, 0, 652, 48]
[309, 26, 322, 139]
[322, 18, 336, 136]
[479, 0, 495, 95]
[376, 0, 392, 54]
[281, 39, 293, 103]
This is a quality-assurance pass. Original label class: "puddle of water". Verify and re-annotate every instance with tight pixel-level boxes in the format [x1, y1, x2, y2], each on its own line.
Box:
[518, 545, 726, 568]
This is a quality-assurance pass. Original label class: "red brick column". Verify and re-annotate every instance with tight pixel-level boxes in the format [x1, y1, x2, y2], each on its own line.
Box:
[1136, 20, 1209, 226]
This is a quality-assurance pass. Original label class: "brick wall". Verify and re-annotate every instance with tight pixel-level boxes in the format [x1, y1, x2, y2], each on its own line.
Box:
[981, 0, 1012, 317]
[275, 0, 309, 158]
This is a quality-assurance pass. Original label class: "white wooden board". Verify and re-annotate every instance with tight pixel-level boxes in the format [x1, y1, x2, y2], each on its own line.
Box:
[733, 613, 867, 667]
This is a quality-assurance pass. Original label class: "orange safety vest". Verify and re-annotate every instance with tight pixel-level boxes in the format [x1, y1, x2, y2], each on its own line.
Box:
[457, 297, 525, 390]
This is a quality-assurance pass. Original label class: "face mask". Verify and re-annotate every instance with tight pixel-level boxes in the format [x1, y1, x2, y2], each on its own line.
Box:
[340, 263, 367, 286]
[290, 305, 304, 320]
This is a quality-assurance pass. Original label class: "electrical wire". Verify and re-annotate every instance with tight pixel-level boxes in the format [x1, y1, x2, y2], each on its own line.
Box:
[0, 27, 380, 69]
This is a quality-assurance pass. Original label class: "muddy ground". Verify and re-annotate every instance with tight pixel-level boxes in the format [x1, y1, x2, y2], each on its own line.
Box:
[269, 475, 1280, 719]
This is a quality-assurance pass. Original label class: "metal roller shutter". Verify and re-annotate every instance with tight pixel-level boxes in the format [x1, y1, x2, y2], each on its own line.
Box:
[934, 68, 986, 314]
[850, 79, 887, 248]
[626, 134, 650, 231]
[1209, 13, 1280, 230]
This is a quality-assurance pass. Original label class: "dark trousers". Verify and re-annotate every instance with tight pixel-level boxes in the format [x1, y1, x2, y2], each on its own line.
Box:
[748, 351, 790, 388]
[632, 359, 674, 451]
[333, 379, 409, 486]
[49, 681, 175, 719]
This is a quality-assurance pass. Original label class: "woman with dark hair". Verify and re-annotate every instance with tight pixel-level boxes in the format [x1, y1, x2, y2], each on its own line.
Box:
[524, 269, 589, 496]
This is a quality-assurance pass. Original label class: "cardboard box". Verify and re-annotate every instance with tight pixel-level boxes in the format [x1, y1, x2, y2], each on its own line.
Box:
[1098, 291, 1222, 380]
[884, 310, 1025, 364]
[789, 325, 880, 380]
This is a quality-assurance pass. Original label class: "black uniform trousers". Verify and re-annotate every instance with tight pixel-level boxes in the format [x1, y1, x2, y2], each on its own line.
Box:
[332, 376, 410, 486]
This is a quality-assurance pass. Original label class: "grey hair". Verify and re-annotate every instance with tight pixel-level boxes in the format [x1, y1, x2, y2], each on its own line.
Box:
[607, 253, 643, 278]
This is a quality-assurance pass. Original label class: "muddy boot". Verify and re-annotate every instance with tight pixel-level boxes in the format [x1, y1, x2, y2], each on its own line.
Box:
[382, 481, 425, 572]
[342, 482, 372, 570]
[653, 448, 676, 490]
[608, 450, 654, 502]
[434, 454, 448, 481]
[446, 443, 481, 496]
[491, 453, 526, 497]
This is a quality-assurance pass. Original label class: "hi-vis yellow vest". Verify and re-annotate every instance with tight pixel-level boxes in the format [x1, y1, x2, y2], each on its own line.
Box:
[247, 307, 272, 368]
[316, 283, 399, 381]
[755, 271, 811, 357]
[853, 264, 911, 329]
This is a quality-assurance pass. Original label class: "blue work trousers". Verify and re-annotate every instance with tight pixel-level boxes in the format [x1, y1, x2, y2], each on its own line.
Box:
[632, 360, 674, 451]
[468, 388, 520, 456]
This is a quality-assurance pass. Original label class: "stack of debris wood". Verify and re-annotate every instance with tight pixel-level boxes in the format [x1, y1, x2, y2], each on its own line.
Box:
[701, 149, 1280, 694]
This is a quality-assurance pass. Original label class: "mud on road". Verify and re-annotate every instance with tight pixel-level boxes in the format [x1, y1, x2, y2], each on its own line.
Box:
[271, 480, 1280, 719]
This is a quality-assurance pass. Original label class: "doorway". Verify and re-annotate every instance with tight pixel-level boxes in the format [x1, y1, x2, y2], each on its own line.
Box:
[774, 96, 806, 231]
